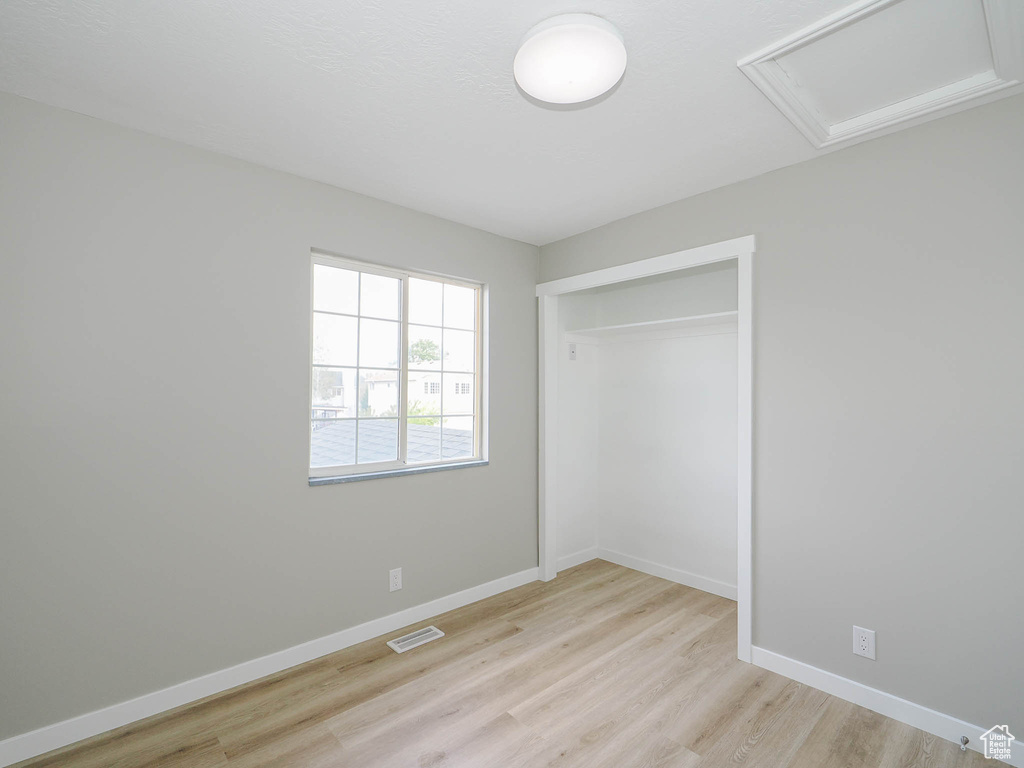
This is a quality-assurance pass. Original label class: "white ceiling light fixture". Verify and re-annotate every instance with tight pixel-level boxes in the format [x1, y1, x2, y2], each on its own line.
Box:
[514, 14, 627, 105]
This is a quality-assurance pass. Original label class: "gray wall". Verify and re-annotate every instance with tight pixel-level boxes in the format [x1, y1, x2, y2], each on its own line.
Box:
[541, 95, 1024, 731]
[0, 92, 539, 739]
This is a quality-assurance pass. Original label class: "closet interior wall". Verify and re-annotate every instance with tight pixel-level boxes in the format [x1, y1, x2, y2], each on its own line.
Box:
[556, 262, 740, 598]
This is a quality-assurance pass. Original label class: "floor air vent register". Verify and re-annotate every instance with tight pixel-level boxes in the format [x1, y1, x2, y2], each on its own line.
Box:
[387, 626, 445, 653]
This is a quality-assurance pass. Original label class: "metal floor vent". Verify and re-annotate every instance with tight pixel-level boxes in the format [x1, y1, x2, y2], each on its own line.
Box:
[387, 626, 445, 654]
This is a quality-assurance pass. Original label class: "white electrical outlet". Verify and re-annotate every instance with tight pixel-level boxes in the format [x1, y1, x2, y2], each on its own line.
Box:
[568, 342, 577, 361]
[389, 567, 402, 592]
[853, 626, 876, 660]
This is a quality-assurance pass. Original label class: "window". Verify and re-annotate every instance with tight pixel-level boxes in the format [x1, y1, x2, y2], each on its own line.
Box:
[310, 253, 482, 478]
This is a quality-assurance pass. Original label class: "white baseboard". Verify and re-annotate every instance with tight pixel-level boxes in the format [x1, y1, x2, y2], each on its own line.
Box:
[556, 546, 601, 572]
[0, 567, 540, 768]
[595, 548, 738, 601]
[752, 647, 1021, 767]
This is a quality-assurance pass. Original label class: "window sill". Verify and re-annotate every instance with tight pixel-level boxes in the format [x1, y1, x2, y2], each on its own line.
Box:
[309, 459, 488, 486]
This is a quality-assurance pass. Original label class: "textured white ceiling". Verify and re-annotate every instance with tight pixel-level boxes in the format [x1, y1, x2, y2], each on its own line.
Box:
[1, 0, 862, 244]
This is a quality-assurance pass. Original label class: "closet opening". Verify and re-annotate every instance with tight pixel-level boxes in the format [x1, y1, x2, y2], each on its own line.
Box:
[537, 236, 755, 662]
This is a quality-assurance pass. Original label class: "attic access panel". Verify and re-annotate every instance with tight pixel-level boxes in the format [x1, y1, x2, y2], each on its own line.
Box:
[738, 0, 1024, 148]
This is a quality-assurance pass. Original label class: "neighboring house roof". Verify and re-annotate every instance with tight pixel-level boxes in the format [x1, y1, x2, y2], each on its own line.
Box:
[311, 419, 473, 466]
[363, 370, 399, 383]
[408, 367, 442, 381]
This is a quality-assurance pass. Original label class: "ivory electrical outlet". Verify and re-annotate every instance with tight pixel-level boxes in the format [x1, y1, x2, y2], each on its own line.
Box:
[389, 567, 402, 592]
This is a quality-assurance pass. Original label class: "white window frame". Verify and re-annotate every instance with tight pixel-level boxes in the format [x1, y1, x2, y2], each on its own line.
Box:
[309, 251, 484, 480]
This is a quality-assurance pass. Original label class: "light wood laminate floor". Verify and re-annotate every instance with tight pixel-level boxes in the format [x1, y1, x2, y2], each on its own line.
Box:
[15, 560, 993, 768]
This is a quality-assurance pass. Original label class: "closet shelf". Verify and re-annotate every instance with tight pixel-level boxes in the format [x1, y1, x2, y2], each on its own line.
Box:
[565, 310, 738, 341]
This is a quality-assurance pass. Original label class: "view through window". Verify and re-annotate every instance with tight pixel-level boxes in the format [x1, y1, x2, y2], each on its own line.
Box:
[310, 254, 481, 475]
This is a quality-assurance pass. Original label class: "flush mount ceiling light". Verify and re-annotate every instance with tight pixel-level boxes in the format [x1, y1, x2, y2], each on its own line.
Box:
[514, 14, 627, 104]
